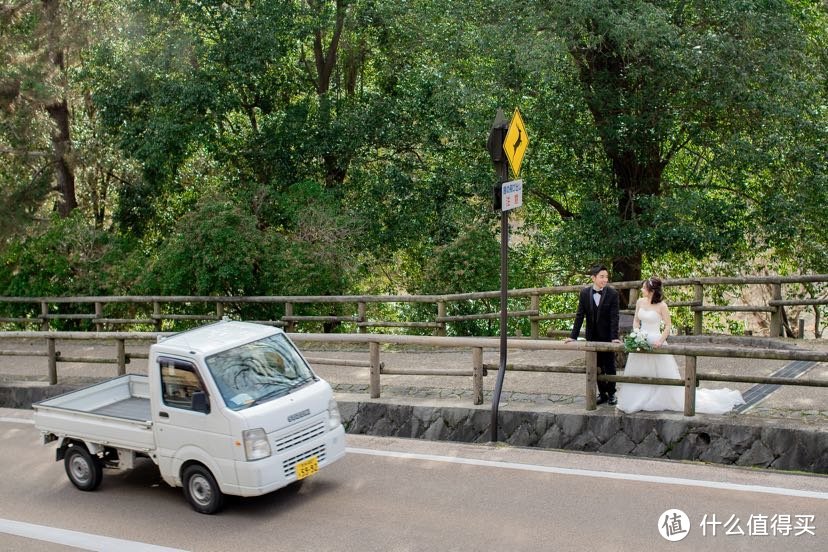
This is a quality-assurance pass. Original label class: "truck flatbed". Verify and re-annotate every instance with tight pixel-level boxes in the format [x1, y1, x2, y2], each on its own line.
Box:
[90, 396, 151, 421]
[33, 374, 155, 451]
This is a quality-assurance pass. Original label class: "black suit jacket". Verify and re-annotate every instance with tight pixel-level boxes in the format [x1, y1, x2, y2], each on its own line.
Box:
[570, 286, 620, 342]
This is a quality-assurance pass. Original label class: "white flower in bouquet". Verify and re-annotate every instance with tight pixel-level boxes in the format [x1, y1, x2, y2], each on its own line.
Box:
[624, 328, 652, 352]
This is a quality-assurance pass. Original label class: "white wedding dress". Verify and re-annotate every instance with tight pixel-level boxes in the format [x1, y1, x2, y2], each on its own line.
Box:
[616, 308, 745, 414]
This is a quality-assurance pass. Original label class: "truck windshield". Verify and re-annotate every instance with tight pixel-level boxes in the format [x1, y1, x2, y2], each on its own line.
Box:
[205, 333, 316, 411]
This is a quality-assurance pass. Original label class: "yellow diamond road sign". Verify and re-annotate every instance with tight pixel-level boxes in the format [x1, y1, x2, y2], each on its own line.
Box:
[503, 108, 528, 177]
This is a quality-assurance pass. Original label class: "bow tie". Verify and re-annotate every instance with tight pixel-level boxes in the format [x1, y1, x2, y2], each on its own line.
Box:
[593, 289, 603, 295]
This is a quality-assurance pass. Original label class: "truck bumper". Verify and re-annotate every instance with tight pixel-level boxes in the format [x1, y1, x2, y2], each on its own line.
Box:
[231, 424, 346, 497]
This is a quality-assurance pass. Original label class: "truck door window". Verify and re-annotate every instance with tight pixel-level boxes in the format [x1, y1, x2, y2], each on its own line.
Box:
[159, 358, 205, 410]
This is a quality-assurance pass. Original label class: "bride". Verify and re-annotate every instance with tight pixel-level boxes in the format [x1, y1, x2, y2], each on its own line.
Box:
[615, 277, 745, 415]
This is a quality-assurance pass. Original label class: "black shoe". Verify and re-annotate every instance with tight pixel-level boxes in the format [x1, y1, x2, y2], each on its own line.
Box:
[596, 394, 609, 405]
[607, 395, 618, 406]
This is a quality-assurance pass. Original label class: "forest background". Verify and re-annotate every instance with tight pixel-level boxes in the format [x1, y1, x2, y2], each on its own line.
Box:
[0, 1, 827, 333]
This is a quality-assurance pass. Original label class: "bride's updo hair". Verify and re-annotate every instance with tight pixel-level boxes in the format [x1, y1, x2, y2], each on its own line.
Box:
[644, 277, 664, 304]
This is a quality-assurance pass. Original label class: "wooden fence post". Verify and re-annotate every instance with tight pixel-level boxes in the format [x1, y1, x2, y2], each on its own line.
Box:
[95, 302, 103, 332]
[117, 339, 126, 376]
[153, 301, 162, 332]
[284, 302, 295, 332]
[216, 302, 224, 321]
[41, 301, 49, 331]
[684, 355, 697, 416]
[693, 284, 704, 335]
[472, 347, 483, 405]
[769, 283, 783, 337]
[369, 342, 380, 398]
[358, 302, 366, 333]
[47, 337, 57, 385]
[585, 350, 597, 410]
[530, 294, 539, 339]
[436, 301, 446, 337]
[628, 287, 639, 309]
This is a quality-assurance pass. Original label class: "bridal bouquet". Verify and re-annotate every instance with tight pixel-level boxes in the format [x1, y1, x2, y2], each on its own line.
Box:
[624, 328, 652, 352]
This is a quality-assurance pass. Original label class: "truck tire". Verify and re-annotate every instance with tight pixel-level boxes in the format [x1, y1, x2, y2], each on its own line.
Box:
[182, 465, 224, 514]
[64, 445, 103, 491]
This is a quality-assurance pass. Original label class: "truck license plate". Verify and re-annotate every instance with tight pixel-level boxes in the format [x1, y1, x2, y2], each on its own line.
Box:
[296, 456, 319, 480]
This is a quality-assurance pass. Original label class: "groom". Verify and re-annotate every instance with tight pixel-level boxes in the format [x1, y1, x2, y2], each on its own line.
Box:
[565, 264, 621, 405]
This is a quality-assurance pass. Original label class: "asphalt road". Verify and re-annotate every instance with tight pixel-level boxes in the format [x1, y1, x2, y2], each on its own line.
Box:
[1, 409, 826, 552]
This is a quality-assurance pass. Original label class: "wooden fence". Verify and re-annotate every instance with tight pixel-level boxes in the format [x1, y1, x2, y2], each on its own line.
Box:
[0, 274, 827, 338]
[1, 331, 825, 416]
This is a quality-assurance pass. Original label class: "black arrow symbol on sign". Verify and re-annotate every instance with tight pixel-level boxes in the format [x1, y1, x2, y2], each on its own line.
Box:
[512, 128, 523, 154]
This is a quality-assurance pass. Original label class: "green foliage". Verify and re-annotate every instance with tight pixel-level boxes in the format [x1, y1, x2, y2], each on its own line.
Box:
[513, 0, 828, 281]
[0, 0, 826, 337]
[420, 228, 502, 295]
[140, 197, 262, 296]
[0, 213, 123, 328]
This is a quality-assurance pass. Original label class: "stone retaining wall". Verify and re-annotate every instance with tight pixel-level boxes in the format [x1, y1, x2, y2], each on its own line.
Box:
[338, 400, 828, 474]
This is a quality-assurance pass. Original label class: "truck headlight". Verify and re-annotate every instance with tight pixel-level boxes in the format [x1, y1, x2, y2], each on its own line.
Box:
[243, 428, 271, 461]
[328, 398, 341, 430]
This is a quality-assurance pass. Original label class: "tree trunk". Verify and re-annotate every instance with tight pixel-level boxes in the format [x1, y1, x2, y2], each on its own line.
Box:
[571, 33, 666, 298]
[45, 99, 77, 216]
[307, 0, 351, 187]
[610, 152, 665, 293]
[43, 0, 77, 216]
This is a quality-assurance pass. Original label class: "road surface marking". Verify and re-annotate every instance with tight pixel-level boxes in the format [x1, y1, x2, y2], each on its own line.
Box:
[346, 446, 828, 500]
[0, 417, 34, 425]
[0, 518, 189, 552]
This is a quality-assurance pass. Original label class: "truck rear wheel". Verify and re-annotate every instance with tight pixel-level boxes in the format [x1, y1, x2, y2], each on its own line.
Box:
[64, 445, 103, 491]
[182, 465, 224, 514]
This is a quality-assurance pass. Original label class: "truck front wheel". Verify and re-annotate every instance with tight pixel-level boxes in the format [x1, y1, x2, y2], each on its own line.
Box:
[182, 465, 224, 514]
[64, 445, 103, 491]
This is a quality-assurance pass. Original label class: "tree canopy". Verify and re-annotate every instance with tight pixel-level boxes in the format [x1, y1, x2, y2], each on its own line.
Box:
[0, 0, 826, 316]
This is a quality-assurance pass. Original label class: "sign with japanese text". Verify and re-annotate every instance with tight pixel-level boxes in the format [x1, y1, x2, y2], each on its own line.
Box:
[501, 179, 523, 211]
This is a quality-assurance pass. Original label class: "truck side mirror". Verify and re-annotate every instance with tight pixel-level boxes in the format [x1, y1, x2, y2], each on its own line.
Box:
[191, 392, 210, 414]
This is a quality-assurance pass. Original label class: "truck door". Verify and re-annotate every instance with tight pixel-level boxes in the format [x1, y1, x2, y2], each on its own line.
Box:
[154, 357, 236, 488]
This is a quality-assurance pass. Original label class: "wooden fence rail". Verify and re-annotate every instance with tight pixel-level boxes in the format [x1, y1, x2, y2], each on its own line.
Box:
[1, 332, 825, 416]
[0, 274, 827, 338]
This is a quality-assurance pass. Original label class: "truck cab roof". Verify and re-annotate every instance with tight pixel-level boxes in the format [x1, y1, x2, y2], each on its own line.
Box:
[154, 321, 282, 357]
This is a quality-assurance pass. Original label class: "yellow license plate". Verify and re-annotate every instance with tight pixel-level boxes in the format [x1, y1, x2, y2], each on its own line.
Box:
[295, 456, 319, 480]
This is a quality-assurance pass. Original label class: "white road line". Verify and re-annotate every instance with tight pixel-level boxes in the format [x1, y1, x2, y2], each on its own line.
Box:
[0, 518, 189, 552]
[346, 447, 828, 501]
[0, 417, 34, 425]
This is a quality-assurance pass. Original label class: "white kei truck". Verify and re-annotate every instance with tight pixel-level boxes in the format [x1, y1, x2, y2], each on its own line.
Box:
[32, 320, 346, 514]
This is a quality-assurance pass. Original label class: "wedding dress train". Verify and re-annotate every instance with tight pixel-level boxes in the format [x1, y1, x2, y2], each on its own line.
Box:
[616, 308, 745, 414]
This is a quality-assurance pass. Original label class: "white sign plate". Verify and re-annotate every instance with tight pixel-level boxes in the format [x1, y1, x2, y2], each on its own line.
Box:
[501, 179, 523, 211]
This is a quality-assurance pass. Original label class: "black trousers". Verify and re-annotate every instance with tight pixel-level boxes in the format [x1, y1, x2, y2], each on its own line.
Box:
[596, 350, 617, 397]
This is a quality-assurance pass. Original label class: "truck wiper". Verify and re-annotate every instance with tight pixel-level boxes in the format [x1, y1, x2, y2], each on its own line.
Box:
[248, 387, 291, 407]
[289, 375, 316, 390]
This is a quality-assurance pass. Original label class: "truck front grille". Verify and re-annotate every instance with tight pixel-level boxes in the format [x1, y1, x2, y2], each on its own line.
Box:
[283, 444, 327, 478]
[274, 420, 326, 452]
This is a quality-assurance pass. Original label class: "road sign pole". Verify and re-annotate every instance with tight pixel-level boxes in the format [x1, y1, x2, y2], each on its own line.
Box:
[491, 189, 509, 442]
[487, 107, 527, 442]
[487, 109, 509, 442]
